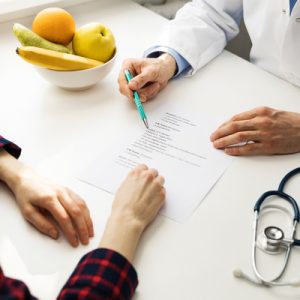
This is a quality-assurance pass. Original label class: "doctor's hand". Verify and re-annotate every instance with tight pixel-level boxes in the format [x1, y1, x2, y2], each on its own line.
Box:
[0, 150, 94, 247]
[210, 106, 300, 156]
[118, 53, 177, 102]
[99, 164, 165, 262]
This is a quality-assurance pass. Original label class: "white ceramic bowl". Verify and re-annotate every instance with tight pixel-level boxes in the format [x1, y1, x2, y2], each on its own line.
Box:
[35, 51, 117, 91]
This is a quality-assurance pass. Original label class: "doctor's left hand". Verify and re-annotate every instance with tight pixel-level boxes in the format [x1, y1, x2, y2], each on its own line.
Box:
[210, 106, 300, 156]
[0, 150, 94, 247]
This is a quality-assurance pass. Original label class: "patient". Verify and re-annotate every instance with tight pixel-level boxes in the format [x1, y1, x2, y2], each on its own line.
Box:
[0, 135, 165, 299]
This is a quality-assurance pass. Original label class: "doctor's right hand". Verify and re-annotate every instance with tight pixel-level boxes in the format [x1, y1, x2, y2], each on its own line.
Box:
[118, 53, 177, 102]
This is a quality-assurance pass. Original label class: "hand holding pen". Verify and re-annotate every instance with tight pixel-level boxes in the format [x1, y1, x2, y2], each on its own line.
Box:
[118, 55, 177, 103]
[124, 69, 149, 129]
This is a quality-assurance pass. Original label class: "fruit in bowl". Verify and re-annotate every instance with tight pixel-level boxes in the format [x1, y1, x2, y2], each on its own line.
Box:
[13, 7, 117, 90]
[73, 22, 116, 63]
[34, 49, 117, 91]
[32, 7, 75, 46]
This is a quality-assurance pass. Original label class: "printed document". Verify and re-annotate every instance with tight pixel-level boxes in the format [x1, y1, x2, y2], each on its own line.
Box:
[79, 108, 232, 222]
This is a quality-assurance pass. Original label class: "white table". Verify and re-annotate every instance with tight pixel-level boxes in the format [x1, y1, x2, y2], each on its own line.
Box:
[1, 0, 300, 299]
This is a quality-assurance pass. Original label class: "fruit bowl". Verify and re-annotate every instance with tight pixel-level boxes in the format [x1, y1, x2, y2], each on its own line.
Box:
[35, 50, 117, 91]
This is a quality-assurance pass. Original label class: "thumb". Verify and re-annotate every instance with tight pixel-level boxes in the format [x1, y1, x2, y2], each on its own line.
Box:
[129, 71, 154, 90]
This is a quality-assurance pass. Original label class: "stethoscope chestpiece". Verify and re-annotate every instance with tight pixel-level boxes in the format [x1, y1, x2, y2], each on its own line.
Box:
[258, 226, 289, 254]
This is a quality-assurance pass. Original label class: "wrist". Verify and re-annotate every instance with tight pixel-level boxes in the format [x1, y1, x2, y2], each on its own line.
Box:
[0, 150, 27, 192]
[158, 53, 177, 80]
[99, 212, 144, 263]
[109, 212, 145, 236]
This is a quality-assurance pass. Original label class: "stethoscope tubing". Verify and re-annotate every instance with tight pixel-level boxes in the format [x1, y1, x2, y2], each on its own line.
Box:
[251, 167, 300, 286]
[252, 212, 294, 285]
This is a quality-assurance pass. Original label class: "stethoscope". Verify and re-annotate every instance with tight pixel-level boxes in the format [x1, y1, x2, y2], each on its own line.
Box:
[234, 167, 300, 287]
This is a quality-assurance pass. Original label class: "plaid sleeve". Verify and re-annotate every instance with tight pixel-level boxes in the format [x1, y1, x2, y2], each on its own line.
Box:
[0, 135, 21, 159]
[57, 248, 138, 300]
[0, 266, 38, 299]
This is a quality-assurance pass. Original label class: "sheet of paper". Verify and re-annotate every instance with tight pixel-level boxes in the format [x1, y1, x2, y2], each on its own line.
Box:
[79, 107, 232, 222]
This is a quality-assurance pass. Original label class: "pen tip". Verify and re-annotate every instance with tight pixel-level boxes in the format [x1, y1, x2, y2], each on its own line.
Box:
[144, 118, 149, 129]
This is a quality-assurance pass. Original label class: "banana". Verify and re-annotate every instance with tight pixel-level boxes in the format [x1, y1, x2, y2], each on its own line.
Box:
[16, 46, 104, 71]
[13, 23, 72, 54]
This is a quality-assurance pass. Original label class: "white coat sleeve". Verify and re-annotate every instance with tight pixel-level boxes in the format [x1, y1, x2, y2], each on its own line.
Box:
[158, 0, 243, 75]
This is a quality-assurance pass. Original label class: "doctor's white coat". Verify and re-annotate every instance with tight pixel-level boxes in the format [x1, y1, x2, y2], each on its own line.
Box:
[159, 0, 300, 86]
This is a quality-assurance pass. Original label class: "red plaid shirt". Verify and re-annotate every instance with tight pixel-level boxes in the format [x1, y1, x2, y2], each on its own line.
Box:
[0, 136, 138, 299]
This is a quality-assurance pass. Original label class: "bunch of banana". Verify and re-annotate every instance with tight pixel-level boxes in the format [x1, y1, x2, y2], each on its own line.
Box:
[16, 46, 103, 71]
[13, 23, 72, 54]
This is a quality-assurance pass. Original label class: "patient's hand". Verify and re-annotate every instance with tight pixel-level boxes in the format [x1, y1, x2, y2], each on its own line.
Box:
[0, 150, 94, 247]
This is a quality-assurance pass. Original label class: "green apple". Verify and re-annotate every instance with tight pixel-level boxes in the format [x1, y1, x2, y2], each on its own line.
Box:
[72, 22, 116, 63]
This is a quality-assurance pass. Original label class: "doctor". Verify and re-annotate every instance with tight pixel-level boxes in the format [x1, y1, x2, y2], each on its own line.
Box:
[118, 0, 300, 156]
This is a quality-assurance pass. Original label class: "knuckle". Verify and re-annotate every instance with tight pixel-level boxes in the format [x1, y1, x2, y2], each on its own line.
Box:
[149, 69, 158, 80]
[144, 172, 154, 182]
[236, 132, 246, 142]
[71, 206, 82, 217]
[159, 188, 166, 200]
[60, 214, 71, 226]
[258, 116, 273, 127]
[40, 193, 56, 205]
[138, 74, 146, 83]
[256, 106, 271, 115]
[231, 114, 240, 121]
[79, 226, 88, 235]
[76, 199, 86, 210]
[229, 122, 239, 132]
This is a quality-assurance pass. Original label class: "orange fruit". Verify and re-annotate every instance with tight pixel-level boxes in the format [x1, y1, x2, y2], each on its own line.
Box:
[32, 7, 75, 46]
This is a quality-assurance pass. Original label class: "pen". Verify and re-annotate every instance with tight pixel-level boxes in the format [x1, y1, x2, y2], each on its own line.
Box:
[124, 69, 149, 129]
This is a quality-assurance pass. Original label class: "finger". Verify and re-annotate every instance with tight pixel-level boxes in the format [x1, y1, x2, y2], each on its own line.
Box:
[118, 69, 134, 101]
[138, 82, 160, 102]
[224, 142, 264, 156]
[118, 59, 142, 101]
[68, 189, 94, 238]
[40, 199, 79, 247]
[217, 109, 259, 129]
[147, 168, 159, 178]
[156, 175, 165, 185]
[59, 190, 90, 245]
[210, 120, 256, 141]
[212, 131, 260, 149]
[133, 164, 148, 172]
[22, 205, 59, 240]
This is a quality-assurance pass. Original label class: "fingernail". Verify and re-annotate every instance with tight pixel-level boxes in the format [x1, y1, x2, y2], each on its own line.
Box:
[49, 229, 58, 239]
[213, 140, 221, 148]
[89, 227, 94, 237]
[72, 237, 79, 248]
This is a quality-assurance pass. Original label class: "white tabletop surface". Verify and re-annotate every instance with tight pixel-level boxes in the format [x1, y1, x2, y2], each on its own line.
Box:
[1, 0, 300, 299]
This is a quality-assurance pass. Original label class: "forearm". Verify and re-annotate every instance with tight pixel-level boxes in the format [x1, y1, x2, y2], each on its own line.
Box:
[99, 213, 144, 263]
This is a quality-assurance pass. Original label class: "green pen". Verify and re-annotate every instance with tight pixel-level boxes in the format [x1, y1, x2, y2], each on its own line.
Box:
[124, 69, 149, 129]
